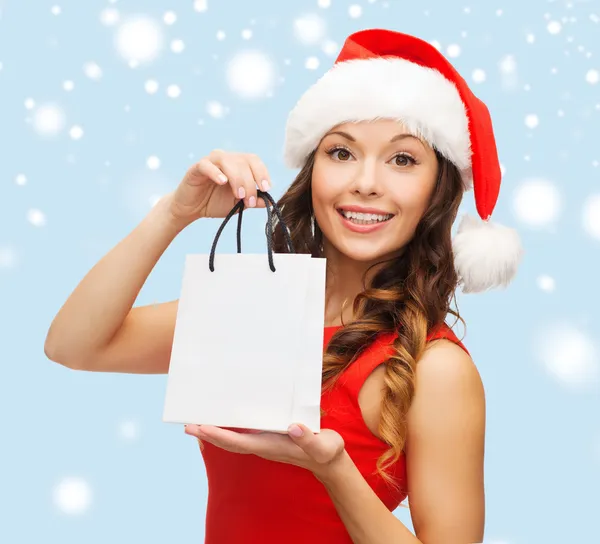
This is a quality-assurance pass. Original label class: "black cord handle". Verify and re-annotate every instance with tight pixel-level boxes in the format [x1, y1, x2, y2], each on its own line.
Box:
[208, 190, 294, 272]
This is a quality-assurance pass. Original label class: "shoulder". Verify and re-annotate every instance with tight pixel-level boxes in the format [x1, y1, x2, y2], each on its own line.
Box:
[417, 338, 480, 390]
[415, 338, 483, 399]
[406, 338, 485, 440]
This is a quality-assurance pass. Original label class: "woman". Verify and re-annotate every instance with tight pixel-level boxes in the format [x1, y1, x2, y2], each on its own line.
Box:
[45, 29, 522, 544]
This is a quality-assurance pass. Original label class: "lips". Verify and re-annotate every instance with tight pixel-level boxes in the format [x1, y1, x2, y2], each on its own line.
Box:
[338, 209, 393, 223]
[337, 205, 395, 216]
[336, 208, 394, 234]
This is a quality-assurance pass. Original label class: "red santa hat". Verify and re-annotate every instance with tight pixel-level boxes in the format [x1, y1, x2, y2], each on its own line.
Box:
[283, 29, 523, 293]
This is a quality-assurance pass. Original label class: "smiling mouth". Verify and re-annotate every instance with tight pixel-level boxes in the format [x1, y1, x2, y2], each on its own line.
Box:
[337, 209, 394, 225]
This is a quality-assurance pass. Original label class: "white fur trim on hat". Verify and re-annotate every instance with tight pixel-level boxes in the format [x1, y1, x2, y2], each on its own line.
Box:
[284, 57, 473, 189]
[452, 214, 523, 293]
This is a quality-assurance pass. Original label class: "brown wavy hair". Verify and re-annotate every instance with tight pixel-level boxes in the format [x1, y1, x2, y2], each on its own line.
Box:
[272, 147, 465, 489]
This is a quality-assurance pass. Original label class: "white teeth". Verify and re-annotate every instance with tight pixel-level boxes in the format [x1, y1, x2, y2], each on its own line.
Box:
[340, 210, 392, 223]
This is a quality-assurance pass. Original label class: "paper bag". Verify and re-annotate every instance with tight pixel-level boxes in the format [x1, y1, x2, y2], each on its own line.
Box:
[162, 191, 326, 432]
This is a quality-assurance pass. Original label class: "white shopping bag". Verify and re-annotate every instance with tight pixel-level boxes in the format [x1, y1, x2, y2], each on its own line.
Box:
[162, 193, 326, 432]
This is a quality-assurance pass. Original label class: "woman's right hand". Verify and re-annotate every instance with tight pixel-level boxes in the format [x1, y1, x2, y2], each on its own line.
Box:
[165, 150, 272, 227]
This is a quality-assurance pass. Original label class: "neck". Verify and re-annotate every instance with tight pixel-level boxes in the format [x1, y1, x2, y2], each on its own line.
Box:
[323, 242, 385, 327]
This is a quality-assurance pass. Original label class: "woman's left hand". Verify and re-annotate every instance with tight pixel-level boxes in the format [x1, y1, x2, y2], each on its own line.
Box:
[184, 423, 345, 476]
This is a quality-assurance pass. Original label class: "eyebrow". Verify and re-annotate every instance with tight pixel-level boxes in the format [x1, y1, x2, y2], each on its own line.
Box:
[324, 130, 424, 146]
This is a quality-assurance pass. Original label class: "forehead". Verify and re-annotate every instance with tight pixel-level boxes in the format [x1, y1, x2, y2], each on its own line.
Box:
[326, 119, 431, 150]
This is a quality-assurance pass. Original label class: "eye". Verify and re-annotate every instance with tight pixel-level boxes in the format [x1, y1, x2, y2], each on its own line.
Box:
[391, 153, 417, 167]
[326, 146, 354, 161]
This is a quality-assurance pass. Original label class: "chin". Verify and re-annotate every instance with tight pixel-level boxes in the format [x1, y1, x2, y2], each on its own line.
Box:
[327, 237, 403, 264]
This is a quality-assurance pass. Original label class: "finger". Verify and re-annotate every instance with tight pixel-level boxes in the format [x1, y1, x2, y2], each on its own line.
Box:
[194, 158, 228, 186]
[287, 424, 342, 465]
[214, 159, 257, 209]
[193, 425, 299, 459]
[287, 423, 314, 441]
[245, 153, 272, 193]
[187, 425, 255, 454]
[234, 160, 260, 209]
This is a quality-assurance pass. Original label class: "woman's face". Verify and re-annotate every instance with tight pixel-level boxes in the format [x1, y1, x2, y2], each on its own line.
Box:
[311, 119, 440, 264]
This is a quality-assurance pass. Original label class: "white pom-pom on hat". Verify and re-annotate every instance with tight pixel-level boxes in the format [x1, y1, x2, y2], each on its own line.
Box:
[452, 214, 523, 293]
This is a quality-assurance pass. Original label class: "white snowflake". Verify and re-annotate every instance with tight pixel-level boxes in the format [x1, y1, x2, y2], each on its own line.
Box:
[163, 11, 177, 25]
[305, 56, 320, 70]
[216, 30, 226, 40]
[226, 51, 275, 99]
[293, 14, 326, 45]
[318, 0, 331, 7]
[513, 178, 561, 228]
[15, 174, 27, 186]
[83, 62, 102, 81]
[69, 125, 84, 140]
[63, 80, 74, 91]
[206, 101, 227, 118]
[145, 79, 159, 94]
[119, 419, 140, 440]
[446, 44, 461, 58]
[322, 40, 338, 56]
[582, 194, 600, 240]
[100, 8, 119, 26]
[547, 20, 562, 34]
[194, 0, 208, 12]
[524, 114, 539, 128]
[115, 16, 163, 64]
[146, 156, 161, 170]
[33, 104, 65, 136]
[241, 29, 252, 40]
[499, 55, 517, 74]
[535, 323, 599, 389]
[472, 69, 486, 83]
[170, 39, 185, 53]
[537, 275, 556, 292]
[27, 209, 47, 227]
[24, 98, 35, 110]
[53, 477, 92, 515]
[166, 84, 181, 98]
[585, 69, 599, 84]
[0, 247, 17, 268]
[349, 4, 363, 18]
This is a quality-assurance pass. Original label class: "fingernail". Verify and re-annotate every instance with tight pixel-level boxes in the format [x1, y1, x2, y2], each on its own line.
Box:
[288, 424, 303, 438]
[218, 174, 228, 183]
[261, 179, 270, 191]
[238, 187, 246, 199]
[248, 196, 256, 208]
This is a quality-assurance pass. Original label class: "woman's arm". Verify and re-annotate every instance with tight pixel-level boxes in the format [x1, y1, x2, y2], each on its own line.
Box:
[44, 196, 184, 372]
[316, 340, 486, 544]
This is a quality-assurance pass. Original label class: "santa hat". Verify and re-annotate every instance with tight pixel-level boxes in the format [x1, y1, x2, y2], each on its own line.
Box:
[283, 29, 522, 293]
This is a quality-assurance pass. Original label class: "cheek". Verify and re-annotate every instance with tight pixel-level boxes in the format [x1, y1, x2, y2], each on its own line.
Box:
[391, 173, 436, 214]
[310, 160, 343, 211]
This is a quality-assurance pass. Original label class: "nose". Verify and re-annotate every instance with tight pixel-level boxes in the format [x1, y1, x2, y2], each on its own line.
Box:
[349, 161, 381, 197]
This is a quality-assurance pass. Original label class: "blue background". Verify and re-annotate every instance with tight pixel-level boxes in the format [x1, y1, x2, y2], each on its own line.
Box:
[1, 0, 599, 543]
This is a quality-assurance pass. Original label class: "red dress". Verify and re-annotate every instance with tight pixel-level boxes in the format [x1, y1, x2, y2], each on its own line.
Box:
[200, 324, 468, 543]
